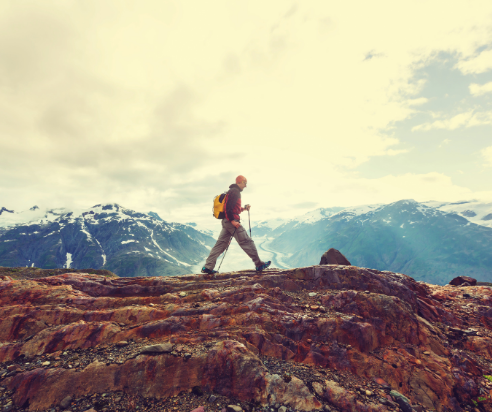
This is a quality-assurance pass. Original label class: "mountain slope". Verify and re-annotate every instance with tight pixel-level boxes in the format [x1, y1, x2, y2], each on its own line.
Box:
[0, 204, 215, 277]
[424, 200, 492, 228]
[269, 199, 492, 285]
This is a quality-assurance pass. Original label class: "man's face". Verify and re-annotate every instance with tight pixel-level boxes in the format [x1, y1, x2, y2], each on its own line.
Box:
[238, 180, 247, 190]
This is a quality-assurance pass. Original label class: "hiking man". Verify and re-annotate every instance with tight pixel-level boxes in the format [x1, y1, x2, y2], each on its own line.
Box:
[201, 175, 271, 274]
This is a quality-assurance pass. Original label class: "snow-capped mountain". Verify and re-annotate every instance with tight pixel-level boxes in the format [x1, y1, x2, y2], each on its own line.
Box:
[0, 204, 215, 277]
[423, 200, 492, 229]
[267, 199, 492, 285]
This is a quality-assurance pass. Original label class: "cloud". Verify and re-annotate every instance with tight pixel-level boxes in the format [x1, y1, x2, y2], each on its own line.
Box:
[292, 202, 318, 209]
[456, 49, 492, 75]
[412, 111, 492, 131]
[407, 97, 428, 106]
[439, 139, 451, 148]
[469, 81, 492, 96]
[284, 4, 298, 19]
[1, 1, 492, 225]
[363, 50, 384, 61]
[482, 146, 492, 167]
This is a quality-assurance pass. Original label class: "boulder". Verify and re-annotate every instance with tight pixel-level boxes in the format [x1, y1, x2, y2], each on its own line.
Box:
[319, 248, 351, 266]
[449, 276, 476, 286]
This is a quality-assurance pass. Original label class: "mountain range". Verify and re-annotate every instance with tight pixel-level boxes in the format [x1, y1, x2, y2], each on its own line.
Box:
[254, 199, 492, 285]
[2, 199, 492, 284]
[0, 203, 215, 277]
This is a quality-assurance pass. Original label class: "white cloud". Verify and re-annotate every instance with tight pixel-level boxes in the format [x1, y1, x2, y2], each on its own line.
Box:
[470, 81, 492, 96]
[456, 49, 492, 75]
[439, 139, 451, 148]
[482, 146, 492, 167]
[407, 97, 428, 106]
[412, 111, 492, 131]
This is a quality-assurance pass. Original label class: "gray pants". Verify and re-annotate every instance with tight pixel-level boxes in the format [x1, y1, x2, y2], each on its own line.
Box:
[205, 219, 263, 270]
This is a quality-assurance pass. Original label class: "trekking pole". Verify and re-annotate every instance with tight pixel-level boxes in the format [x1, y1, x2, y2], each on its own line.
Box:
[248, 208, 252, 238]
[217, 228, 236, 272]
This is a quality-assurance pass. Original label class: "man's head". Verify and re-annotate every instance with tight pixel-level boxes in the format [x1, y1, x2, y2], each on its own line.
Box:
[236, 175, 247, 190]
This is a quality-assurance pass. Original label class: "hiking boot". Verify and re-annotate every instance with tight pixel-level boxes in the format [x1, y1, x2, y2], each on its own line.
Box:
[201, 267, 218, 275]
[256, 261, 271, 272]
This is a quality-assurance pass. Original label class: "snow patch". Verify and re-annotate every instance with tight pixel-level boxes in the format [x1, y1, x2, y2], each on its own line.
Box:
[65, 253, 72, 269]
[150, 229, 191, 267]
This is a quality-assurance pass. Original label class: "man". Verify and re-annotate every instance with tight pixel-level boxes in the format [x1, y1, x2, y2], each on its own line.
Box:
[201, 175, 271, 274]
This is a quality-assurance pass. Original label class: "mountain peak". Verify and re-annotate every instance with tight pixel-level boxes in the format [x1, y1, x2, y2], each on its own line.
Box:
[391, 199, 418, 206]
[148, 211, 164, 221]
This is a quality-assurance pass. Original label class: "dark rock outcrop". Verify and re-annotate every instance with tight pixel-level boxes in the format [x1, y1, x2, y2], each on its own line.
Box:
[449, 276, 477, 286]
[319, 248, 351, 266]
[1, 266, 492, 411]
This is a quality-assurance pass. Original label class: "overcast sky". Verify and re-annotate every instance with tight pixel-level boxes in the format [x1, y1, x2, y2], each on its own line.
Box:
[1, 1, 492, 230]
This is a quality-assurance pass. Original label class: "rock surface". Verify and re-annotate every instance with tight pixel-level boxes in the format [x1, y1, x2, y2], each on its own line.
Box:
[319, 248, 351, 266]
[1, 265, 492, 411]
[449, 275, 477, 286]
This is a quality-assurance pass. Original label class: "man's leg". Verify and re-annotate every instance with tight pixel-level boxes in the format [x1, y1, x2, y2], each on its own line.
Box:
[204, 221, 234, 270]
[226, 220, 263, 267]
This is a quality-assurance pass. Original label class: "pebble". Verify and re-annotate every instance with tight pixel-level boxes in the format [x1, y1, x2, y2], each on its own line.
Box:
[42, 361, 51, 366]
[208, 394, 217, 403]
[310, 305, 319, 310]
[365, 390, 373, 396]
[179, 292, 187, 297]
[116, 341, 129, 347]
[149, 303, 155, 307]
[60, 395, 72, 408]
[423, 351, 430, 355]
[226, 405, 242, 412]
[308, 292, 317, 297]
[278, 407, 287, 412]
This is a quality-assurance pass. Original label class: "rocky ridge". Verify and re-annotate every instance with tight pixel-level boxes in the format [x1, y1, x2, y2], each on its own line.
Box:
[1, 265, 492, 411]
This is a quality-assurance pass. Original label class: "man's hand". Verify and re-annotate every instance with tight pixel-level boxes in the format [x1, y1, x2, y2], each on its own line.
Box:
[244, 204, 251, 211]
[231, 220, 241, 229]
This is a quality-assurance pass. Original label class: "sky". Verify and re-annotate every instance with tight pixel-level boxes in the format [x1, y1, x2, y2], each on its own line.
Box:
[1, 0, 492, 231]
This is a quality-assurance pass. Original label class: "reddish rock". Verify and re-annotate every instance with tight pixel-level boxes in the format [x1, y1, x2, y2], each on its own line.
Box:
[449, 276, 477, 286]
[319, 248, 351, 266]
[322, 380, 386, 411]
[0, 266, 491, 412]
